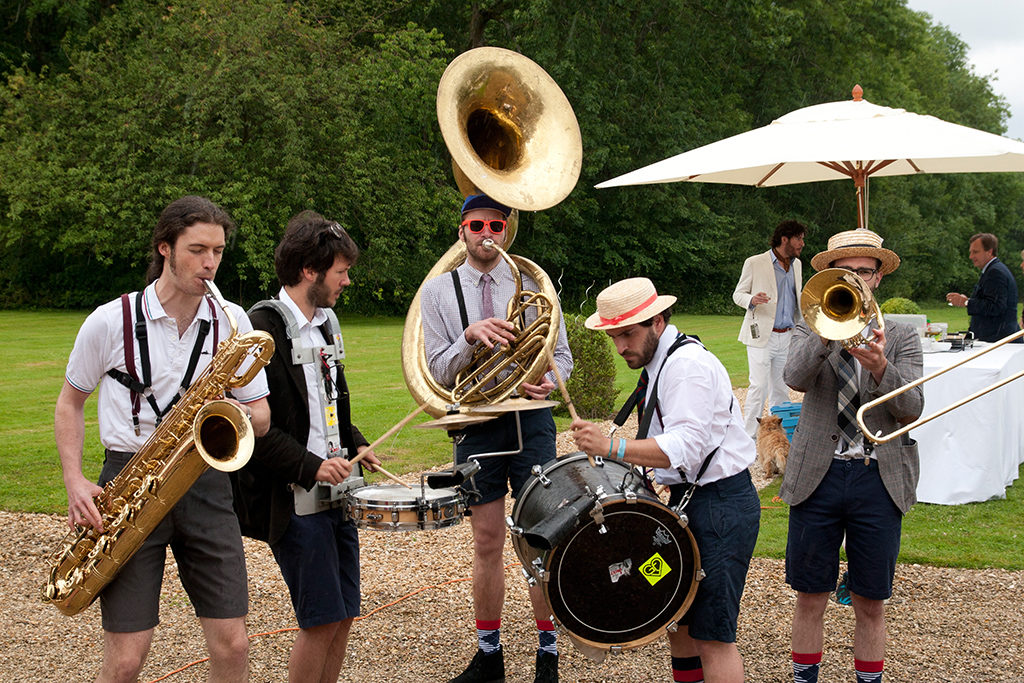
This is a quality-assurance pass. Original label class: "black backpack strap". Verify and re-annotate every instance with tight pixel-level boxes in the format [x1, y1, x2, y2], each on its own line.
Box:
[451, 269, 469, 330]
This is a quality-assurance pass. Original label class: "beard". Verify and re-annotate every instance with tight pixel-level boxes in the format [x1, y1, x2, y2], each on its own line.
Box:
[166, 248, 205, 295]
[307, 272, 334, 309]
[625, 325, 660, 370]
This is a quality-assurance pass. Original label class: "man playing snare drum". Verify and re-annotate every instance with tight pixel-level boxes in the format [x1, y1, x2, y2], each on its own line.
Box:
[572, 277, 760, 683]
[232, 211, 380, 683]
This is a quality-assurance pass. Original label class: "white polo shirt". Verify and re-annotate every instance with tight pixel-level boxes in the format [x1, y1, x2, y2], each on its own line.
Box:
[65, 281, 270, 453]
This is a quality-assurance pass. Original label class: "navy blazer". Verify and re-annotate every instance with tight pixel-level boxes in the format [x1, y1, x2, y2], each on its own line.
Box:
[231, 305, 368, 545]
[967, 257, 1020, 343]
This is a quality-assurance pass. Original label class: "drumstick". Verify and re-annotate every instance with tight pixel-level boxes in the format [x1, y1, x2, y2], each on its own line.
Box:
[348, 405, 428, 489]
[543, 347, 595, 466]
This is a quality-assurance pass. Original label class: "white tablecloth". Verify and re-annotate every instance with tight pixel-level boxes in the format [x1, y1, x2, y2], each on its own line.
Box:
[914, 343, 1024, 504]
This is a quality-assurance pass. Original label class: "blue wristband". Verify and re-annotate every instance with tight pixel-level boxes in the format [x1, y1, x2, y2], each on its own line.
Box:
[607, 438, 615, 459]
[616, 438, 627, 461]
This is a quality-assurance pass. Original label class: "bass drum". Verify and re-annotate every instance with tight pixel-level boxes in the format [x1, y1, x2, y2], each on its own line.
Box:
[509, 453, 701, 655]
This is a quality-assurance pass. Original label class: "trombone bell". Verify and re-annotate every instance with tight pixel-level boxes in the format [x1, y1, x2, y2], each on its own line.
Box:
[801, 268, 883, 348]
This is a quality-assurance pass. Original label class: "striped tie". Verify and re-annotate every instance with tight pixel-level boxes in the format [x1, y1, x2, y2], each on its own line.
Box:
[836, 349, 861, 444]
[480, 273, 494, 319]
[635, 368, 650, 421]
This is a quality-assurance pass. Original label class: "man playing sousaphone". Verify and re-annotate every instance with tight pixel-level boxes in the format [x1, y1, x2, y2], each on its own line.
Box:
[571, 277, 761, 683]
[420, 193, 573, 683]
[782, 228, 923, 683]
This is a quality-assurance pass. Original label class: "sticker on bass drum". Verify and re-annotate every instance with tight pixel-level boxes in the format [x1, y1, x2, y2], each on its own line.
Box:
[640, 552, 673, 586]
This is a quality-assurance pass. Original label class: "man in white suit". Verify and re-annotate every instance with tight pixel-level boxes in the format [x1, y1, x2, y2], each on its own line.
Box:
[732, 220, 806, 437]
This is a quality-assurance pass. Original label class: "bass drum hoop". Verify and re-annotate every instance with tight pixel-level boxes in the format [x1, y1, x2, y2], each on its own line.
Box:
[542, 495, 701, 652]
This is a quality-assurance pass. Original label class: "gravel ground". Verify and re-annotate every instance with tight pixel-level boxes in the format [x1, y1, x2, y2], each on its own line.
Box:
[6, 395, 1024, 682]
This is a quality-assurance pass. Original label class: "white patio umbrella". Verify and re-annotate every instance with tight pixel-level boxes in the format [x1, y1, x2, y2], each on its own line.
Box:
[596, 86, 1024, 228]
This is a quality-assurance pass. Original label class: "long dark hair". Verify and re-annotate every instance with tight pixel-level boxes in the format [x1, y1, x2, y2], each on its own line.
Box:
[146, 196, 235, 284]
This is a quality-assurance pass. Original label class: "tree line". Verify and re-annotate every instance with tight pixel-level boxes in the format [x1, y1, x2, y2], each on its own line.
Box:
[2, 0, 1023, 314]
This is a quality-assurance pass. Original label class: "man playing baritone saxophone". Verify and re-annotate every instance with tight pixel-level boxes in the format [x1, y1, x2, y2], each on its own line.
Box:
[782, 228, 923, 683]
[233, 211, 380, 682]
[419, 194, 573, 683]
[54, 196, 270, 683]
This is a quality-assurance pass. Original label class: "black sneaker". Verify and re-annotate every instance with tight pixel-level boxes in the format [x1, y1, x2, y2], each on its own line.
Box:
[534, 651, 558, 683]
[448, 647, 505, 683]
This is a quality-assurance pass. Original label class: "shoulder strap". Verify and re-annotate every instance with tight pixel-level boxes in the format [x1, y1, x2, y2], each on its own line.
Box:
[614, 333, 699, 431]
[450, 269, 469, 331]
[628, 332, 725, 486]
[634, 333, 701, 439]
[105, 293, 145, 435]
[249, 298, 301, 341]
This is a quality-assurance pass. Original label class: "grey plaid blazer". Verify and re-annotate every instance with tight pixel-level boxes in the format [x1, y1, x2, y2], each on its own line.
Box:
[780, 320, 924, 514]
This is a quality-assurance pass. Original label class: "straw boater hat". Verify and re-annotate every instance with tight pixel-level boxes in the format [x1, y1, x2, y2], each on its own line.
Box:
[810, 228, 901, 275]
[585, 278, 677, 330]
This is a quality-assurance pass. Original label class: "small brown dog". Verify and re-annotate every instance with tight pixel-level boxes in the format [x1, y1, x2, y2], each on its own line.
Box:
[755, 415, 789, 478]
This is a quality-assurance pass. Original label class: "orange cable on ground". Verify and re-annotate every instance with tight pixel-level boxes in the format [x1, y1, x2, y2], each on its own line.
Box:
[145, 561, 522, 682]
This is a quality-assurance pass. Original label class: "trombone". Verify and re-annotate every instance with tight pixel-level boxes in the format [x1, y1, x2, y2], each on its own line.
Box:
[856, 327, 1024, 445]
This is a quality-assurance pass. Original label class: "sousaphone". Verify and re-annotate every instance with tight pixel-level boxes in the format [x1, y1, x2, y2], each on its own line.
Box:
[403, 47, 583, 418]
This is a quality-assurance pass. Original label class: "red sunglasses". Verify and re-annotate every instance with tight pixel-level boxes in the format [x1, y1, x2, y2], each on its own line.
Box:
[461, 218, 507, 234]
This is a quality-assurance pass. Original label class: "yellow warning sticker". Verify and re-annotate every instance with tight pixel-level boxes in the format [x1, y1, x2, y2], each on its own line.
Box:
[640, 552, 672, 586]
[325, 405, 338, 428]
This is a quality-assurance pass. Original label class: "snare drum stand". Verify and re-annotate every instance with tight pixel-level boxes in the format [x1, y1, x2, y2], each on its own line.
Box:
[438, 400, 526, 509]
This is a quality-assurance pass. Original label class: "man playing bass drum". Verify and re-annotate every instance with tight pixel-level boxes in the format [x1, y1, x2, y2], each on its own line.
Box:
[572, 277, 760, 683]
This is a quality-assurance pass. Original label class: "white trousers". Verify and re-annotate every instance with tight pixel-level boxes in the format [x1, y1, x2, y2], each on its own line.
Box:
[743, 330, 793, 437]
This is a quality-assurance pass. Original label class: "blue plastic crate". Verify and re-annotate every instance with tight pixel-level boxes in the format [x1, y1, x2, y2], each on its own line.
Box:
[769, 402, 801, 441]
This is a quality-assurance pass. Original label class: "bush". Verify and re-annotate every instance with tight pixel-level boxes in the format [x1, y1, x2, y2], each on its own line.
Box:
[555, 314, 620, 419]
[880, 297, 921, 314]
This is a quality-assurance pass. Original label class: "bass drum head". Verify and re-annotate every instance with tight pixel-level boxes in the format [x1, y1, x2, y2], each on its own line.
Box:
[544, 497, 700, 650]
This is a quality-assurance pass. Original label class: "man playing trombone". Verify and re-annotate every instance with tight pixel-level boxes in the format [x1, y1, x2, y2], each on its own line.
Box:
[782, 228, 923, 683]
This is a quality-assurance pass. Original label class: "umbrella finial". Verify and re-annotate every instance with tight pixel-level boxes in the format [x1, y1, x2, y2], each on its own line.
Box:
[852, 84, 863, 101]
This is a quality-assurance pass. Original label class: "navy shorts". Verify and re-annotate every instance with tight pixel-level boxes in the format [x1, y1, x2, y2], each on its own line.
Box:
[98, 450, 248, 633]
[455, 408, 557, 506]
[786, 458, 903, 600]
[668, 469, 761, 643]
[271, 507, 361, 629]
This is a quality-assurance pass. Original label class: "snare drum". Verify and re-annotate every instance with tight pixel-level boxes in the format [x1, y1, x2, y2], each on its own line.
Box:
[345, 484, 465, 531]
[509, 453, 701, 655]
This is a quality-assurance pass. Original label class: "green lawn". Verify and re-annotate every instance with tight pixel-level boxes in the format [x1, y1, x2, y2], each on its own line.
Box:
[4, 303, 1021, 570]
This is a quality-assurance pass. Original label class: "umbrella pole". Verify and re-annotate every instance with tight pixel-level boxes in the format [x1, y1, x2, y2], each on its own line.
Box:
[854, 166, 867, 229]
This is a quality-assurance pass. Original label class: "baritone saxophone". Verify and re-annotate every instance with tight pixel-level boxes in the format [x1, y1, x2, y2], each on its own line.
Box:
[41, 280, 274, 616]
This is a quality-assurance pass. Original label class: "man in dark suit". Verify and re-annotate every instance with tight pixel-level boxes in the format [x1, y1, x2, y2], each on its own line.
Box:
[946, 232, 1020, 342]
[783, 228, 923, 683]
[233, 211, 379, 683]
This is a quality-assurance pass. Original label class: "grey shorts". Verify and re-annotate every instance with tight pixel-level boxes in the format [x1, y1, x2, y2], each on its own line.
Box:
[98, 450, 249, 632]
